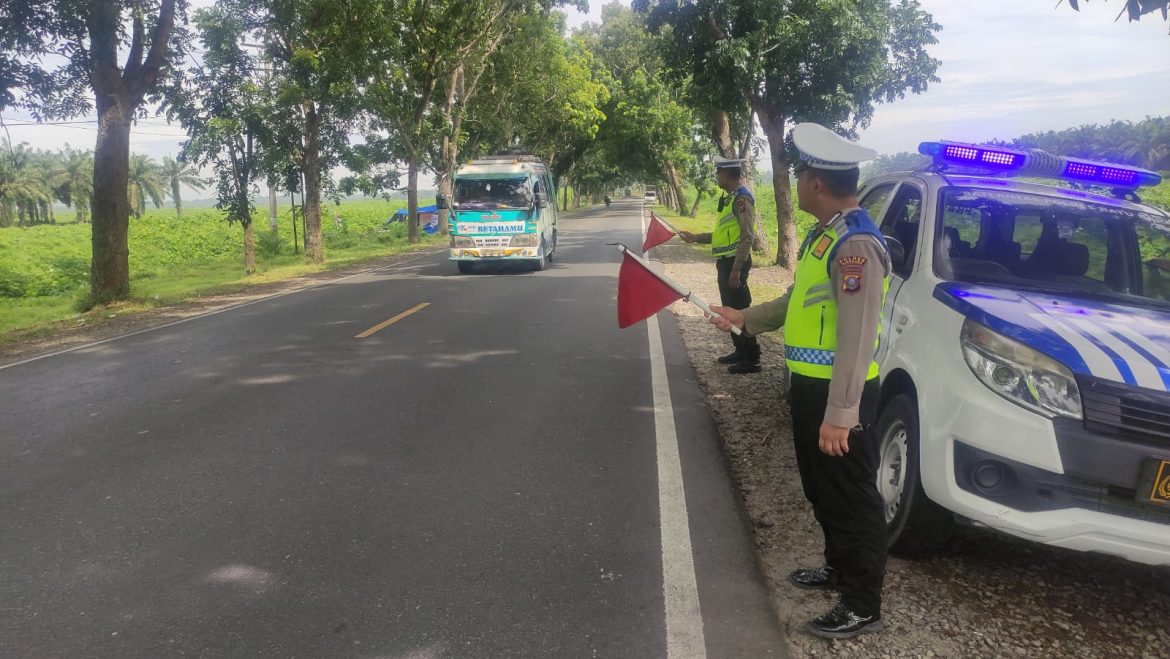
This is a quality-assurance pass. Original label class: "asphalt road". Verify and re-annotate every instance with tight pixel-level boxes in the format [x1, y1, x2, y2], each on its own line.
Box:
[1, 199, 786, 658]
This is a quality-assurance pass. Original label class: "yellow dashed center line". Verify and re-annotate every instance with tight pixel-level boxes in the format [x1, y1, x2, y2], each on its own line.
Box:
[355, 302, 431, 338]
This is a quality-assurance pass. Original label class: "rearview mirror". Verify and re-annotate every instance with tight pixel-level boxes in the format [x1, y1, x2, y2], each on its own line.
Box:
[534, 192, 548, 209]
[436, 194, 449, 210]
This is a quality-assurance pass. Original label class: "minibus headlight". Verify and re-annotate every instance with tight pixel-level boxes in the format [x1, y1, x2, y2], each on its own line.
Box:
[451, 236, 474, 248]
[509, 233, 538, 247]
[960, 318, 1082, 420]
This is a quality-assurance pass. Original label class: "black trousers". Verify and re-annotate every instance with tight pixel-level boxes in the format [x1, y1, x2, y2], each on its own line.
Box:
[788, 373, 887, 617]
[715, 256, 760, 363]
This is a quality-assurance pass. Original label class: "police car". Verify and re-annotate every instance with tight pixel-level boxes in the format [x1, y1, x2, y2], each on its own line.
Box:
[863, 140, 1170, 565]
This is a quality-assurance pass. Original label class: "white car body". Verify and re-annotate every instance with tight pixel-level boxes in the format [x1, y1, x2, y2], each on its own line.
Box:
[861, 171, 1170, 565]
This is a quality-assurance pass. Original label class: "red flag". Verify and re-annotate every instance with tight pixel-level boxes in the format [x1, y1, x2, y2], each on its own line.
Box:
[642, 213, 677, 253]
[618, 250, 684, 328]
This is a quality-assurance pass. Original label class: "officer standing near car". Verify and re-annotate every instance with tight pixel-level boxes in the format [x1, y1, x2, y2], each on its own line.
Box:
[707, 123, 891, 639]
[678, 156, 761, 373]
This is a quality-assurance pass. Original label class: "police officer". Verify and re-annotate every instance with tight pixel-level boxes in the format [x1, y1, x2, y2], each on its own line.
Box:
[679, 156, 761, 373]
[708, 124, 890, 639]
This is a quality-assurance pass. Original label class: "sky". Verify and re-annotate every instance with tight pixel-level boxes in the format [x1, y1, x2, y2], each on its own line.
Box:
[3, 0, 1168, 176]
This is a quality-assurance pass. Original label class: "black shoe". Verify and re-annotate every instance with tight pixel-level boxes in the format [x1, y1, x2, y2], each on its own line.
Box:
[788, 566, 837, 590]
[806, 603, 884, 639]
[727, 362, 761, 374]
[716, 350, 741, 364]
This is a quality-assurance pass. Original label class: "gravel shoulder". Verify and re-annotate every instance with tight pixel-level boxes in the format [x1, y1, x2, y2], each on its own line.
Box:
[651, 240, 1170, 658]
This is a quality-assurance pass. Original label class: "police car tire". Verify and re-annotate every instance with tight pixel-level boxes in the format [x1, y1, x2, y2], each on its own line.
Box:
[879, 394, 956, 558]
[457, 261, 473, 274]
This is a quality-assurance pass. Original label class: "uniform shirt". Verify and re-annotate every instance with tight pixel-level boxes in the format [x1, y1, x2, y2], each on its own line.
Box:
[740, 211, 891, 428]
[693, 188, 756, 272]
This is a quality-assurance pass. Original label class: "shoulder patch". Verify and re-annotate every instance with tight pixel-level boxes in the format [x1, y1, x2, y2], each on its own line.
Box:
[838, 255, 866, 294]
[812, 235, 833, 259]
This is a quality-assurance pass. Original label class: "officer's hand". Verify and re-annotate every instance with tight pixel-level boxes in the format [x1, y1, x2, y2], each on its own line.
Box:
[728, 269, 742, 289]
[819, 422, 852, 457]
[707, 305, 745, 333]
[678, 230, 697, 243]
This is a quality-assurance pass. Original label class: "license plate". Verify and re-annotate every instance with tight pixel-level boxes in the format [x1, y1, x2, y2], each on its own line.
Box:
[1136, 458, 1170, 506]
[482, 249, 503, 257]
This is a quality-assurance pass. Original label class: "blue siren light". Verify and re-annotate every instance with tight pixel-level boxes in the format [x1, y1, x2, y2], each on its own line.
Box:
[918, 140, 1162, 190]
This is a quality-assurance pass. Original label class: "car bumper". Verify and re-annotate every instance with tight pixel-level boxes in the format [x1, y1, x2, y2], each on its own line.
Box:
[920, 369, 1170, 566]
[449, 247, 540, 260]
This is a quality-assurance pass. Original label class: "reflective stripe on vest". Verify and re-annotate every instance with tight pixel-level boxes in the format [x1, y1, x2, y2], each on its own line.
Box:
[782, 209, 889, 379]
[711, 187, 753, 257]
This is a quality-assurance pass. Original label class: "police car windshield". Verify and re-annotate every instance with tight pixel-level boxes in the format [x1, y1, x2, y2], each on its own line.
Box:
[934, 187, 1170, 309]
[454, 177, 532, 210]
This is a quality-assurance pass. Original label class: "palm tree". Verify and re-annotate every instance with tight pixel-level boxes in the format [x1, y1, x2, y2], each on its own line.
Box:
[127, 154, 166, 218]
[0, 141, 52, 226]
[160, 155, 206, 217]
[50, 147, 94, 224]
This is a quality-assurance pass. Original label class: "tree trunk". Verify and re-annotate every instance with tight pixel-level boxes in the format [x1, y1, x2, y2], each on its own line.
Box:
[664, 162, 686, 214]
[173, 179, 182, 216]
[90, 109, 134, 303]
[764, 125, 797, 269]
[407, 154, 420, 244]
[712, 110, 735, 158]
[302, 102, 324, 263]
[437, 65, 461, 237]
[689, 189, 703, 217]
[243, 221, 256, 275]
[561, 181, 569, 211]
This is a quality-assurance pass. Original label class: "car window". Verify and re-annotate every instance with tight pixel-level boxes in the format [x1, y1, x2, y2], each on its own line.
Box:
[879, 184, 923, 278]
[935, 187, 1169, 308]
[860, 183, 896, 221]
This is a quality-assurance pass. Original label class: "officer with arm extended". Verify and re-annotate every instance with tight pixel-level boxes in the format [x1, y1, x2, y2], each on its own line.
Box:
[707, 124, 891, 639]
[678, 157, 762, 373]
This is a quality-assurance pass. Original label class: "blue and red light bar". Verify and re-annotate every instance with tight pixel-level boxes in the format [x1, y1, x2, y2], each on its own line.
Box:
[918, 140, 1162, 190]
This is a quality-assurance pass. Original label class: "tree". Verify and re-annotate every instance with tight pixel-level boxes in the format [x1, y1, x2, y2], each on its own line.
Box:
[206, 0, 378, 264]
[637, 0, 940, 269]
[51, 147, 94, 224]
[127, 154, 166, 218]
[160, 155, 206, 217]
[1, 0, 183, 303]
[1064, 0, 1170, 30]
[862, 151, 930, 179]
[0, 141, 51, 227]
[165, 2, 272, 274]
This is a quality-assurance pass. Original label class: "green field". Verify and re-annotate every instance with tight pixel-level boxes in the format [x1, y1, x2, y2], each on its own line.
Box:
[0, 199, 446, 339]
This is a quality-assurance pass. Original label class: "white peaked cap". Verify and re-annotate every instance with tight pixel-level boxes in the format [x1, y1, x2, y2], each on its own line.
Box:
[792, 123, 877, 171]
[713, 156, 747, 169]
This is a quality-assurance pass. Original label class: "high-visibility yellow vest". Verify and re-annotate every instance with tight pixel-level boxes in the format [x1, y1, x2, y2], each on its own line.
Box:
[783, 209, 889, 380]
[711, 186, 753, 258]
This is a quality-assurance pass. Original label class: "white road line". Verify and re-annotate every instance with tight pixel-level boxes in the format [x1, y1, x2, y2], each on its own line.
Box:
[647, 313, 707, 659]
[0, 249, 442, 372]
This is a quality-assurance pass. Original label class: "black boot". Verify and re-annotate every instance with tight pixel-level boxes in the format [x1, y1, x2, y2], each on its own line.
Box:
[716, 350, 742, 364]
[727, 361, 762, 374]
[788, 566, 837, 590]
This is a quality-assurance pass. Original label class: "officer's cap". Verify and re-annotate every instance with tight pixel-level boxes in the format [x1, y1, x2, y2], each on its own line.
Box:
[792, 123, 877, 173]
[713, 156, 747, 171]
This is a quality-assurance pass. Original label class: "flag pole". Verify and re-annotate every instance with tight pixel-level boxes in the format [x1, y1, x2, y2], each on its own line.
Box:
[616, 244, 743, 335]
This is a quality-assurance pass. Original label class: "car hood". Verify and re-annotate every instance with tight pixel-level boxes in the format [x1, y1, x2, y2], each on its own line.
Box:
[934, 282, 1170, 392]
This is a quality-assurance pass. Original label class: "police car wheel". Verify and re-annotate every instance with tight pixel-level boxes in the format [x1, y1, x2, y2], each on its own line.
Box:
[877, 394, 955, 558]
[457, 261, 473, 274]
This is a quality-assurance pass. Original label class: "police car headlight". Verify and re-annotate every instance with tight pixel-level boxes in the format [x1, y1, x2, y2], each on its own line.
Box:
[508, 233, 538, 247]
[960, 319, 1083, 420]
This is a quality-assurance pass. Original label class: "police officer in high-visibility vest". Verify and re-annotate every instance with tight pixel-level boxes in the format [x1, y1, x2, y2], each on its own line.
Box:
[708, 124, 890, 639]
[678, 156, 761, 373]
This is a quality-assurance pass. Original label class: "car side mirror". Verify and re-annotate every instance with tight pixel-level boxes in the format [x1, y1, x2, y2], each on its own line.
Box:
[534, 192, 548, 209]
[436, 194, 449, 210]
[885, 236, 907, 270]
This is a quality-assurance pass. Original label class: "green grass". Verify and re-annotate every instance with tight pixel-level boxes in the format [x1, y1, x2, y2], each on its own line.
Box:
[0, 198, 446, 341]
